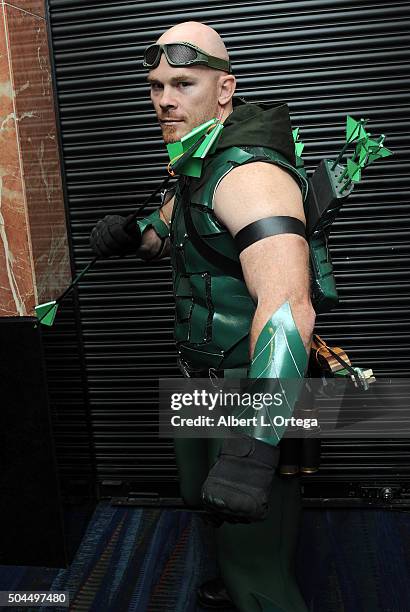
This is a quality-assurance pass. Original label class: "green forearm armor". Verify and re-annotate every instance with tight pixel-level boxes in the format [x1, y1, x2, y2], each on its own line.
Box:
[136, 208, 170, 260]
[243, 301, 308, 447]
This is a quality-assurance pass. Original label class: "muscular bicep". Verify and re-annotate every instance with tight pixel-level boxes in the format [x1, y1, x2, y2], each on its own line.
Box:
[214, 162, 305, 236]
[214, 162, 314, 353]
[214, 161, 310, 306]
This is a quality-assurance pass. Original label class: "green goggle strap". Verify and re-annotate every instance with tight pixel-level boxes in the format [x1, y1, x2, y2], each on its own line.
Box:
[144, 42, 231, 73]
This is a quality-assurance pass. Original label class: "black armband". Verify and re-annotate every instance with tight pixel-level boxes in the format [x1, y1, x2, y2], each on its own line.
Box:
[234, 215, 307, 254]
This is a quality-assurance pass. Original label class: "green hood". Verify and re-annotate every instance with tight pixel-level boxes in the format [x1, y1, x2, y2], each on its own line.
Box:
[215, 97, 296, 166]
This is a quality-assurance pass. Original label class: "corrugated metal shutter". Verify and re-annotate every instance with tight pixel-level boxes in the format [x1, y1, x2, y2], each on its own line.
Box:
[46, 0, 410, 505]
[41, 295, 98, 500]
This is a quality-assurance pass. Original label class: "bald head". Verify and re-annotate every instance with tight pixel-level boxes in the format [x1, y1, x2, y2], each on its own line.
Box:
[157, 21, 230, 67]
[148, 22, 235, 144]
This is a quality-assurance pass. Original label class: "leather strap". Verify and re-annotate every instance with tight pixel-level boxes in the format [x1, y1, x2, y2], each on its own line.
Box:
[181, 178, 244, 281]
[234, 216, 306, 253]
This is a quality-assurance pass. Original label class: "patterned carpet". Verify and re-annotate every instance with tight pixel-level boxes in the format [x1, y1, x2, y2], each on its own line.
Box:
[1, 503, 410, 611]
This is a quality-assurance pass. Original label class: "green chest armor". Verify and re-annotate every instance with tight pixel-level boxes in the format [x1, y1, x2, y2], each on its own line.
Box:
[170, 145, 308, 371]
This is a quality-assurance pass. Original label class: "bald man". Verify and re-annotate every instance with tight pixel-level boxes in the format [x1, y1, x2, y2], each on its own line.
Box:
[90, 21, 312, 612]
[150, 21, 233, 144]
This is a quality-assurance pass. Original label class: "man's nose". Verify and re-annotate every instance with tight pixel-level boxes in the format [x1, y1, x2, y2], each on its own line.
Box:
[159, 86, 177, 110]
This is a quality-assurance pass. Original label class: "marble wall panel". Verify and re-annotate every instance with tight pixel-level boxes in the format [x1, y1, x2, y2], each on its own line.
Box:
[5, 3, 71, 305]
[4, 1, 45, 19]
[0, 4, 36, 316]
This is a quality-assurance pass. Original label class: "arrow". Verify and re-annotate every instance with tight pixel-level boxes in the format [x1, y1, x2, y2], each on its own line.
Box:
[362, 135, 392, 165]
[35, 119, 223, 326]
[35, 258, 97, 325]
[331, 116, 369, 170]
[346, 115, 368, 141]
[339, 132, 393, 193]
[35, 175, 168, 326]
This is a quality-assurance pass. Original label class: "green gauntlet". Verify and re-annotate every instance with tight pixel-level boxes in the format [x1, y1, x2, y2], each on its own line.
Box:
[241, 301, 308, 447]
[137, 208, 170, 239]
[136, 208, 170, 261]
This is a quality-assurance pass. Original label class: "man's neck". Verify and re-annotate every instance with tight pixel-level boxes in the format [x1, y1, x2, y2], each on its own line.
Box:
[220, 104, 234, 123]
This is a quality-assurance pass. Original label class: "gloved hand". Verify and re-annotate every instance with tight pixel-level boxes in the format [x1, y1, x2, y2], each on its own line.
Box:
[90, 214, 141, 258]
[201, 434, 280, 524]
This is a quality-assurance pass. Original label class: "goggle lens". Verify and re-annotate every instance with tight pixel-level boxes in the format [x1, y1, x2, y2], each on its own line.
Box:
[143, 42, 230, 72]
[166, 43, 198, 64]
[144, 45, 160, 65]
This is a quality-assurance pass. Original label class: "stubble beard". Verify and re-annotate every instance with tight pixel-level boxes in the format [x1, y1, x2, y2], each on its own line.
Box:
[162, 124, 179, 144]
[161, 101, 220, 145]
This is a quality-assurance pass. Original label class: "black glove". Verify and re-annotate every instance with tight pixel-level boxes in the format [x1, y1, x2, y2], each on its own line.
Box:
[90, 214, 141, 258]
[201, 434, 280, 524]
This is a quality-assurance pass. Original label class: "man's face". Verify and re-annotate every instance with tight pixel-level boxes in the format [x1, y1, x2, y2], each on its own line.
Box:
[147, 54, 220, 143]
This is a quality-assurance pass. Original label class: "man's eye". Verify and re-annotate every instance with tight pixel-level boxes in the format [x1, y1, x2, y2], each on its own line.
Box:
[178, 82, 191, 88]
[151, 83, 163, 91]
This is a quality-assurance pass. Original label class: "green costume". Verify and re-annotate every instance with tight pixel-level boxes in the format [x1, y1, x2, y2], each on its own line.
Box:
[89, 74, 386, 611]
[171, 99, 308, 377]
[139, 98, 310, 611]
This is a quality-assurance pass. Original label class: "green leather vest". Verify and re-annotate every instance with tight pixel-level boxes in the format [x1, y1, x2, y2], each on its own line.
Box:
[170, 145, 308, 371]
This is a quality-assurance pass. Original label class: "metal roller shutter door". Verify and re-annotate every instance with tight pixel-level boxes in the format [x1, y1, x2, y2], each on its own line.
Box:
[45, 0, 410, 505]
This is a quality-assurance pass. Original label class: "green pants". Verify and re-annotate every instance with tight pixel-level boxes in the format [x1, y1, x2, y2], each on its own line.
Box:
[174, 437, 308, 612]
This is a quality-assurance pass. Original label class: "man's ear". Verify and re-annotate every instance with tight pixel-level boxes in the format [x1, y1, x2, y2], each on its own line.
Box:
[218, 74, 236, 106]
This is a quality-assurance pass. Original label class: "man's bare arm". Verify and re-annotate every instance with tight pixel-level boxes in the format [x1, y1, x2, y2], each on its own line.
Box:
[137, 196, 174, 260]
[214, 162, 315, 356]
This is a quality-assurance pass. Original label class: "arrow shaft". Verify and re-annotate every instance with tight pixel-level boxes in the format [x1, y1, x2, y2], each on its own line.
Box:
[340, 178, 352, 193]
[123, 174, 171, 230]
[37, 257, 99, 324]
[58, 256, 98, 304]
[331, 119, 368, 170]
[331, 141, 351, 171]
[123, 132, 209, 231]
[337, 166, 349, 183]
[37, 130, 214, 325]
[38, 175, 171, 324]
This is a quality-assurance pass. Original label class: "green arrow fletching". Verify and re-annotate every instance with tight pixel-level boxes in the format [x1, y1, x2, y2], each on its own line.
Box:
[357, 144, 368, 165]
[347, 158, 361, 181]
[292, 127, 304, 158]
[35, 301, 58, 326]
[377, 146, 392, 158]
[295, 141, 305, 157]
[346, 115, 368, 142]
[346, 115, 360, 141]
